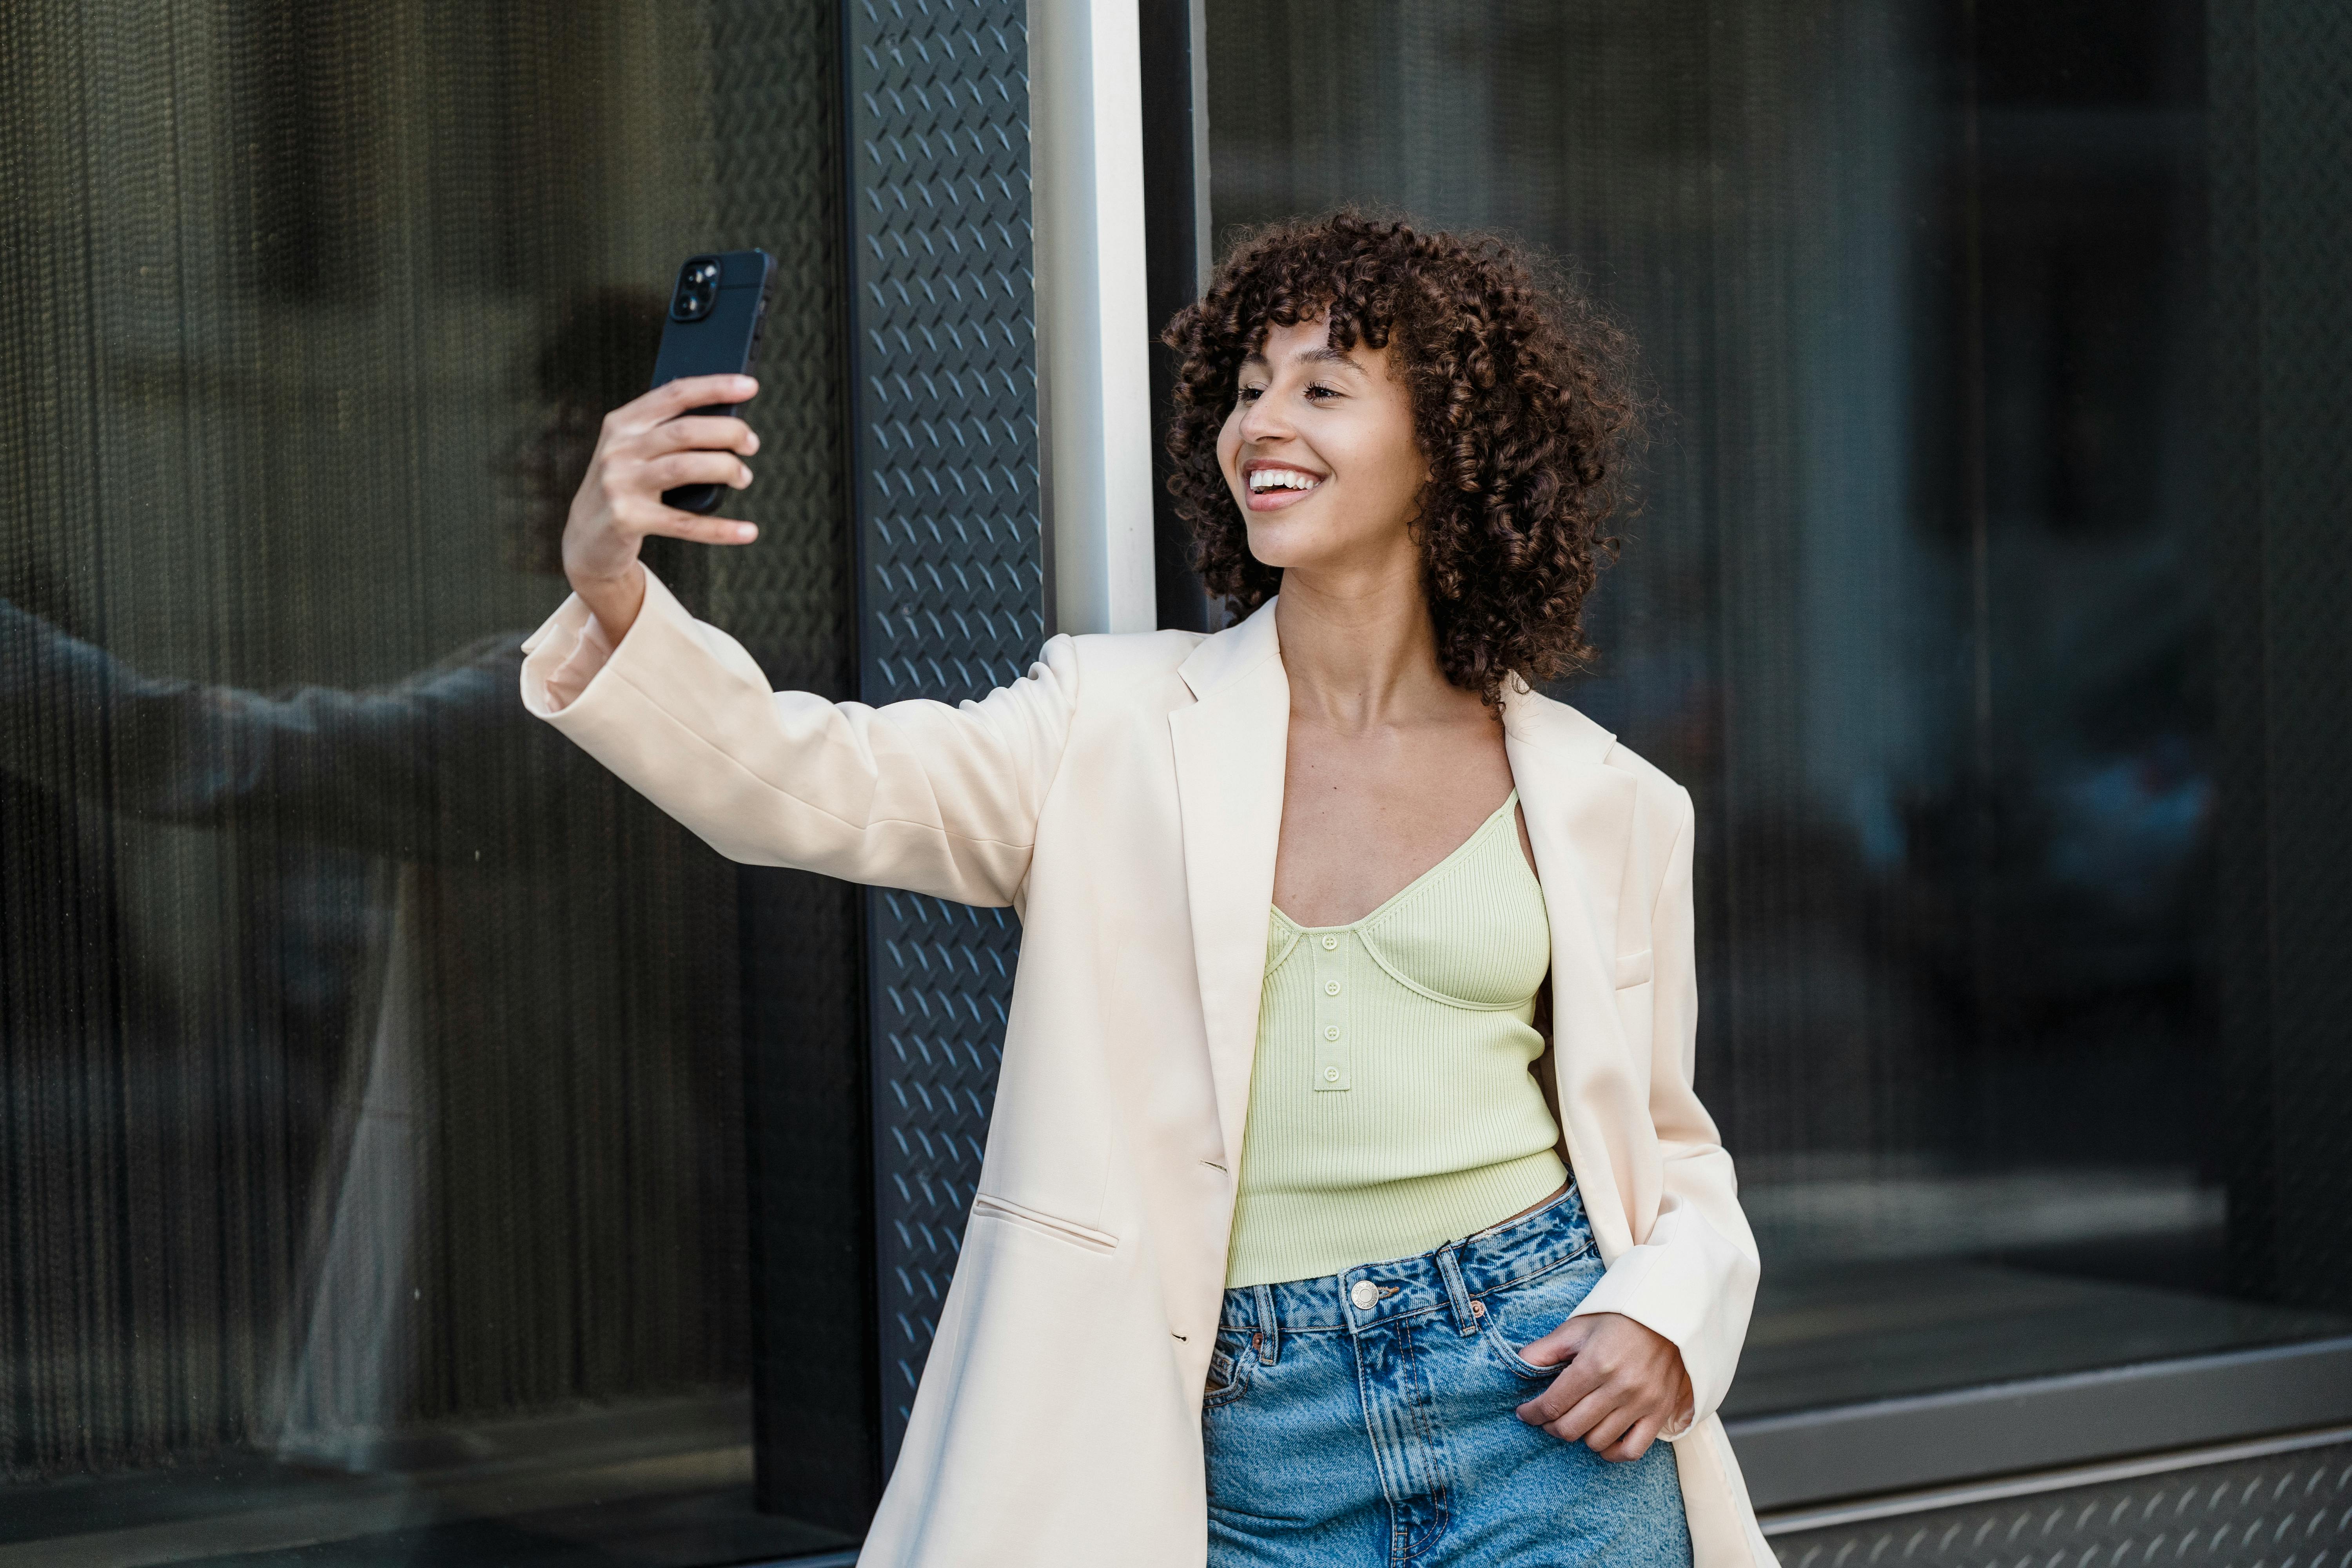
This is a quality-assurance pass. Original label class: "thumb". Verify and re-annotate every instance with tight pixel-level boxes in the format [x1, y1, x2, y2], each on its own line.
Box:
[1518, 1313, 1597, 1370]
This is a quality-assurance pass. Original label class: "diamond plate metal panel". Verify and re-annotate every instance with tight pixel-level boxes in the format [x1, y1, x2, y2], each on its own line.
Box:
[840, 0, 1041, 1464]
[1769, 1441, 2352, 1568]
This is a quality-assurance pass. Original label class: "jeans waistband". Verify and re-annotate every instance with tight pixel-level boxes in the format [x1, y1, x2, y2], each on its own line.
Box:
[1219, 1182, 1595, 1340]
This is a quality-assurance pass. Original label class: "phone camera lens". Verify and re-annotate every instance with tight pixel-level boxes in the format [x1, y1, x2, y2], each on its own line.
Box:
[671, 258, 724, 321]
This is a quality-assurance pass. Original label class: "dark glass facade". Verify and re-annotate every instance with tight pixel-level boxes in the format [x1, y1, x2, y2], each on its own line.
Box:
[0, 0, 866, 1561]
[1201, 0, 2352, 1421]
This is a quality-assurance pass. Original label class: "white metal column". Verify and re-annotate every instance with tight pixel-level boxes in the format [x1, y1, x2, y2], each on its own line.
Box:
[1030, 0, 1158, 634]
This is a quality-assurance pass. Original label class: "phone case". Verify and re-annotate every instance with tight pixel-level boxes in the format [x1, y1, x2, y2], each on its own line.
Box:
[650, 249, 777, 514]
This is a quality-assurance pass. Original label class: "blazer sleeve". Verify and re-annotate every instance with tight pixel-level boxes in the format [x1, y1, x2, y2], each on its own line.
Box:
[1566, 784, 1760, 1439]
[517, 564, 1076, 907]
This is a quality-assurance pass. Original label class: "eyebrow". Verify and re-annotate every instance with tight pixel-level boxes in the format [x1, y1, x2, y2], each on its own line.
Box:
[1239, 343, 1365, 373]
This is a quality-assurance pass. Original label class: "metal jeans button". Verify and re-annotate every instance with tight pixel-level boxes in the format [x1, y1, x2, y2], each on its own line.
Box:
[1350, 1279, 1379, 1310]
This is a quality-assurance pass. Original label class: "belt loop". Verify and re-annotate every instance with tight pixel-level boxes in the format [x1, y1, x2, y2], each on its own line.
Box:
[1252, 1283, 1281, 1365]
[1434, 1245, 1478, 1337]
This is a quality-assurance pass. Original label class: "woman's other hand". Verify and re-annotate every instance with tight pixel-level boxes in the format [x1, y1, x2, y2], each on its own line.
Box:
[1511, 1310, 1693, 1462]
[561, 374, 761, 640]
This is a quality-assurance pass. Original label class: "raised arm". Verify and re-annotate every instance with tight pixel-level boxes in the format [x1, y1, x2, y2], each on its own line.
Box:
[519, 566, 1073, 906]
[526, 372, 1071, 904]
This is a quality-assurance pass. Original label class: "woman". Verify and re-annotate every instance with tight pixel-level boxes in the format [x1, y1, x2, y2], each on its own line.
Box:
[521, 213, 1770, 1568]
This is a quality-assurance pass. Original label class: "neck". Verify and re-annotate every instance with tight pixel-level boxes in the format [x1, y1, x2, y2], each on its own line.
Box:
[1272, 551, 1465, 732]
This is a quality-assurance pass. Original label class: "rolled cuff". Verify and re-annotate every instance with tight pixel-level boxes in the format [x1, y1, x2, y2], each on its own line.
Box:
[518, 574, 673, 718]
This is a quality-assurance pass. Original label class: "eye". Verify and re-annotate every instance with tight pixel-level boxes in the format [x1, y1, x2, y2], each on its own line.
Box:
[1303, 382, 1339, 401]
[1235, 384, 1264, 404]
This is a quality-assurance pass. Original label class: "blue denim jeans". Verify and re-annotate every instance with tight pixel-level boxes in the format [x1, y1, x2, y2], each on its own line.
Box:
[1203, 1185, 1693, 1567]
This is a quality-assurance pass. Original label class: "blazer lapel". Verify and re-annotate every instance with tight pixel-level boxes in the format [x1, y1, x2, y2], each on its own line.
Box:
[1168, 600, 1289, 1169]
[1502, 681, 1639, 1114]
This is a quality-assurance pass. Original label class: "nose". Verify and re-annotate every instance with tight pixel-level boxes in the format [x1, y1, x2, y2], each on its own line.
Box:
[1236, 389, 1292, 446]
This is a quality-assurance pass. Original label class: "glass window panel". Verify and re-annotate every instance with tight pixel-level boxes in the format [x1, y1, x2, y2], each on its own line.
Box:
[1202, 0, 2352, 1417]
[0, 0, 860, 1561]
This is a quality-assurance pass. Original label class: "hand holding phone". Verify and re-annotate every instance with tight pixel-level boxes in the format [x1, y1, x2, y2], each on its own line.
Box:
[561, 373, 761, 639]
[557, 251, 777, 640]
[648, 250, 776, 512]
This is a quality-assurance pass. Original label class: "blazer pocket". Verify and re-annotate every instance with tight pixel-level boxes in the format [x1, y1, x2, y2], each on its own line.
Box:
[970, 1192, 1118, 1255]
[1614, 947, 1655, 989]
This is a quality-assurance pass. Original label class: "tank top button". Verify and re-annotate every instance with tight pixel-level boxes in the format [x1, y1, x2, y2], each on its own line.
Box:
[1321, 935, 1337, 950]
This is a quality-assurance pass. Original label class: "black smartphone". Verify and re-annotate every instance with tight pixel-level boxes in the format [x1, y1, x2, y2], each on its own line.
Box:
[650, 249, 776, 514]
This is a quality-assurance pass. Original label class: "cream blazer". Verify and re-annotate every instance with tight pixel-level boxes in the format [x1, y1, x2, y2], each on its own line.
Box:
[518, 566, 1773, 1568]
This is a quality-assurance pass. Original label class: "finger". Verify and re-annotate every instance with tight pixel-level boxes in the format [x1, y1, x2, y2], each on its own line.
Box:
[1515, 1361, 1598, 1427]
[604, 375, 760, 437]
[1604, 1416, 1662, 1464]
[637, 451, 755, 493]
[632, 414, 760, 457]
[641, 509, 760, 546]
[1540, 1386, 1619, 1446]
[1515, 1321, 1589, 1371]
[1581, 1401, 1640, 1456]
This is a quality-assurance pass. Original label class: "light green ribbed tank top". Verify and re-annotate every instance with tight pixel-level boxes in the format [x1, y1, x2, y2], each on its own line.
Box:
[1224, 791, 1567, 1288]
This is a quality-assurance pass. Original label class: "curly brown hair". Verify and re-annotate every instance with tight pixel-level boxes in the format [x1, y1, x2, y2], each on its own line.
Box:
[1162, 211, 1641, 707]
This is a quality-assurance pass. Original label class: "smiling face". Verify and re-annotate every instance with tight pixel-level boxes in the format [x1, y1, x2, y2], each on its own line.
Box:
[1215, 314, 1427, 584]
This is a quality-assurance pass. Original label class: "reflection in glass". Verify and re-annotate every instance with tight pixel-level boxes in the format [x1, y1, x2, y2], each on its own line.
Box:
[1204, 0, 2352, 1415]
[1, 1, 854, 1562]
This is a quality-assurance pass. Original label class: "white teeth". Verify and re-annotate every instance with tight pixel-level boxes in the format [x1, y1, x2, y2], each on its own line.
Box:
[1249, 468, 1320, 493]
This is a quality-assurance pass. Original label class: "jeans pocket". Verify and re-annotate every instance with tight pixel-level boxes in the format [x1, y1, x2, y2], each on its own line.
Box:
[1478, 1253, 1605, 1382]
[1203, 1327, 1255, 1409]
[1487, 1325, 1567, 1381]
